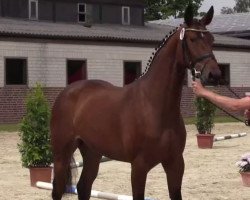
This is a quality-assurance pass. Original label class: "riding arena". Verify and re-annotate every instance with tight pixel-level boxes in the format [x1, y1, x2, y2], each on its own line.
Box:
[1, 3, 250, 200]
[1, 123, 250, 199]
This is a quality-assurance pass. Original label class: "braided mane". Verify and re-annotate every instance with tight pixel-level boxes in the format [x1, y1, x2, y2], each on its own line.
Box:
[139, 26, 180, 78]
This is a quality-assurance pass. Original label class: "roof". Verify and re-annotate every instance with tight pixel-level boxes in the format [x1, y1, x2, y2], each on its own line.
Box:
[0, 17, 172, 43]
[150, 12, 250, 36]
[1, 17, 250, 49]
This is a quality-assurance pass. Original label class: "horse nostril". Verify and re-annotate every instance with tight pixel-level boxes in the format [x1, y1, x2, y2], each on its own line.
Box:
[208, 72, 214, 80]
[208, 72, 212, 78]
[209, 72, 220, 81]
[206, 72, 220, 86]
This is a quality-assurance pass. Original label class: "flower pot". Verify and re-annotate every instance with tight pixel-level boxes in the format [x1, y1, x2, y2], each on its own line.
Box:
[196, 134, 215, 149]
[29, 167, 53, 187]
[240, 172, 250, 187]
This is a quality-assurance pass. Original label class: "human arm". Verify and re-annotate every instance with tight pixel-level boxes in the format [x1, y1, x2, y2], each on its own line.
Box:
[192, 80, 250, 112]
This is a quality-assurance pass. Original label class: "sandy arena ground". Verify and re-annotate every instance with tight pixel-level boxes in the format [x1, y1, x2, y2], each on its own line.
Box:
[0, 122, 250, 200]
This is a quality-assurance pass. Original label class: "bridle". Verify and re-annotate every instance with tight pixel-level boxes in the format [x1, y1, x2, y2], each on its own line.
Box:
[182, 28, 250, 126]
[181, 27, 215, 81]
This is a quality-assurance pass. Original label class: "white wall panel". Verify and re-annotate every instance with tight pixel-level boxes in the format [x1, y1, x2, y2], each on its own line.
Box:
[1, 40, 250, 88]
[0, 41, 153, 87]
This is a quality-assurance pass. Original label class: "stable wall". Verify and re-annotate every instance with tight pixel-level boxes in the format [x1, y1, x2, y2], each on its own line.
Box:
[0, 39, 152, 123]
[0, 39, 250, 123]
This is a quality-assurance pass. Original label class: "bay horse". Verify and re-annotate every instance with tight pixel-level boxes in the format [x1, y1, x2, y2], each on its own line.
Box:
[51, 5, 221, 200]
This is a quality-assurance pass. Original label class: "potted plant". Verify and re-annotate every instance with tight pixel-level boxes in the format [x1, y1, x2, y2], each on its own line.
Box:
[236, 153, 250, 187]
[194, 97, 216, 148]
[18, 83, 53, 187]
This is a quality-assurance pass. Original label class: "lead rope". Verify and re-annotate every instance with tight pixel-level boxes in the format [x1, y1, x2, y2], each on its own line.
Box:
[224, 85, 250, 125]
[225, 85, 241, 99]
[191, 73, 248, 125]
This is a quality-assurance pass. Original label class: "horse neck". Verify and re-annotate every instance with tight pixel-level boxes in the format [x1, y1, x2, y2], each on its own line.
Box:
[140, 34, 186, 113]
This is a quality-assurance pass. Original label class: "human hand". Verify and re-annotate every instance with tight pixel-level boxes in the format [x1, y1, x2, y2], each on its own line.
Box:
[192, 80, 207, 97]
[244, 109, 250, 120]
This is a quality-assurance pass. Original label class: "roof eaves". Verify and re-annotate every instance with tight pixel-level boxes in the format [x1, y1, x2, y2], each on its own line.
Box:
[1, 29, 250, 50]
[213, 43, 250, 50]
[0, 31, 159, 44]
[213, 30, 250, 37]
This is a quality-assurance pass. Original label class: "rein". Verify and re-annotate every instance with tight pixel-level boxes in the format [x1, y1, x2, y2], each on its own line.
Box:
[193, 75, 247, 125]
[220, 86, 250, 125]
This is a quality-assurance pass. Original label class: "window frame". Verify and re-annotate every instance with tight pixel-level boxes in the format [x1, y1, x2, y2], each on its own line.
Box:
[29, 0, 38, 20]
[4, 57, 28, 86]
[78, 3, 87, 23]
[122, 6, 130, 25]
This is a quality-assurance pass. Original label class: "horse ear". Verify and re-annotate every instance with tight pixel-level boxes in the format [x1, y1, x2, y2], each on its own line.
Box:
[184, 4, 194, 26]
[201, 6, 214, 26]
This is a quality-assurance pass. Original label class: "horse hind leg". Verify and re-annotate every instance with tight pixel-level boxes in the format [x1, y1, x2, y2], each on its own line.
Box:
[52, 140, 77, 200]
[77, 141, 102, 200]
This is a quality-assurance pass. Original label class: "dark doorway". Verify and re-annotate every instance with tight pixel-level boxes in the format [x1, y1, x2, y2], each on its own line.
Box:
[124, 61, 141, 85]
[219, 64, 230, 86]
[5, 58, 27, 85]
[67, 60, 87, 84]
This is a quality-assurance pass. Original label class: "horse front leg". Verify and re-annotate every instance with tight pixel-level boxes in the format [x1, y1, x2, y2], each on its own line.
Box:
[77, 145, 102, 200]
[131, 158, 151, 200]
[162, 155, 184, 200]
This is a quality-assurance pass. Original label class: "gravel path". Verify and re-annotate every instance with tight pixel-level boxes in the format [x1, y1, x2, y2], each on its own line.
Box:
[0, 122, 250, 200]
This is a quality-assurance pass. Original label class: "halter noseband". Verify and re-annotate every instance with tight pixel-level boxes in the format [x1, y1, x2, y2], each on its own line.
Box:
[181, 28, 215, 80]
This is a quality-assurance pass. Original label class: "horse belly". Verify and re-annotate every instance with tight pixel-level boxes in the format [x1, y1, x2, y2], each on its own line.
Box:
[74, 101, 128, 161]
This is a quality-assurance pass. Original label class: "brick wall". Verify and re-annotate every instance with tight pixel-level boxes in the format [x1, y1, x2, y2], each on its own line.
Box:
[0, 40, 153, 88]
[0, 86, 28, 123]
[1, 86, 249, 124]
[0, 87, 63, 124]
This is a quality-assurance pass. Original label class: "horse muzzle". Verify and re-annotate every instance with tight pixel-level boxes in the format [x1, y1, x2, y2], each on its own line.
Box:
[201, 62, 221, 86]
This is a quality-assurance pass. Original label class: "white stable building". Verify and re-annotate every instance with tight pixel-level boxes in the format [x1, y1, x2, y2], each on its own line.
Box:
[1, 0, 250, 123]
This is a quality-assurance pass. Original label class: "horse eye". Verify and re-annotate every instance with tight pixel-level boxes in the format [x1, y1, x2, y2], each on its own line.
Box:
[190, 37, 198, 42]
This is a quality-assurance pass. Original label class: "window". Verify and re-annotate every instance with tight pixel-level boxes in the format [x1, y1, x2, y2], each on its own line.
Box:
[29, 0, 38, 20]
[67, 60, 87, 84]
[5, 58, 27, 85]
[78, 3, 86, 23]
[122, 6, 130, 25]
[218, 64, 230, 86]
[124, 61, 141, 85]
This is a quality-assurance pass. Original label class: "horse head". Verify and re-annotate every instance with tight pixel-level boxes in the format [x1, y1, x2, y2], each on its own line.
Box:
[179, 4, 221, 85]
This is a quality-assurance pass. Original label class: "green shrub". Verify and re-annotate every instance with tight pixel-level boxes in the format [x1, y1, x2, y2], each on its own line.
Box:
[194, 97, 216, 134]
[18, 83, 52, 167]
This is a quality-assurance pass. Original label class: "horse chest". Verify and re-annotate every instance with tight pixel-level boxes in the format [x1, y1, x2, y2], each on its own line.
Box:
[146, 129, 185, 153]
